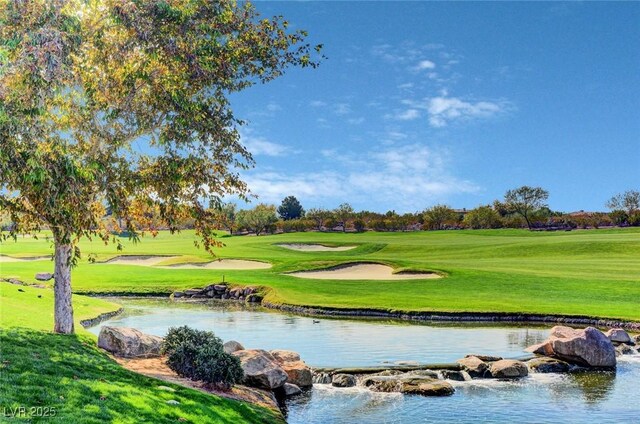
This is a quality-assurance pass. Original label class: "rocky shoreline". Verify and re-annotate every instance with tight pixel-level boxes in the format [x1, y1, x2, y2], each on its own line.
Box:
[80, 308, 124, 328]
[84, 283, 640, 331]
[262, 301, 640, 331]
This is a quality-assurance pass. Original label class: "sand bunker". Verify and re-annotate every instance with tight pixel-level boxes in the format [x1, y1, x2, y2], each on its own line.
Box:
[0, 255, 50, 262]
[288, 263, 441, 280]
[160, 259, 271, 270]
[277, 243, 357, 252]
[102, 256, 271, 270]
[104, 255, 181, 266]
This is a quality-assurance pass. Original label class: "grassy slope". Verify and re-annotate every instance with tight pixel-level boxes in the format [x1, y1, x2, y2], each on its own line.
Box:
[1, 228, 639, 320]
[0, 284, 282, 423]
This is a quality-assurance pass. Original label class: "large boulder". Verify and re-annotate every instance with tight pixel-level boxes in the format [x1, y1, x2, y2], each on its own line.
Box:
[283, 382, 302, 396]
[366, 375, 454, 397]
[527, 357, 570, 373]
[526, 326, 616, 369]
[223, 340, 245, 354]
[97, 326, 163, 358]
[232, 349, 288, 390]
[605, 328, 632, 344]
[456, 355, 489, 378]
[488, 360, 528, 379]
[400, 379, 455, 397]
[269, 349, 312, 388]
[331, 373, 356, 388]
[35, 272, 53, 281]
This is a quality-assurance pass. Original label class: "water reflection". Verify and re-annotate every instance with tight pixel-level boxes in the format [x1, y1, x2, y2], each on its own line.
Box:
[92, 298, 553, 367]
[91, 298, 640, 423]
[568, 371, 616, 404]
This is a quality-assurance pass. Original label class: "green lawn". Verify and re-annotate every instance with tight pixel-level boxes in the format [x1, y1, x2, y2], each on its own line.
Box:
[0, 284, 283, 423]
[1, 227, 640, 320]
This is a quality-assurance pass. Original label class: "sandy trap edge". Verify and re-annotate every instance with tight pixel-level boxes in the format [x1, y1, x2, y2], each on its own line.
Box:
[276, 243, 357, 252]
[101, 255, 272, 270]
[0, 255, 51, 262]
[287, 262, 442, 280]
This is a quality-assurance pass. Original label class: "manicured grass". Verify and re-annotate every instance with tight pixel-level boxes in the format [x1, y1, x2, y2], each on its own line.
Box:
[0, 284, 283, 423]
[1, 227, 640, 320]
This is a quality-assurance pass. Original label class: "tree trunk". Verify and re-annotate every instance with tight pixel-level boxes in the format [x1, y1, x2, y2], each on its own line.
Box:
[53, 242, 74, 334]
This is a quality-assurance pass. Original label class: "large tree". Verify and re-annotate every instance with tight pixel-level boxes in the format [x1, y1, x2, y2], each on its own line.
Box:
[606, 190, 640, 216]
[503, 186, 549, 230]
[333, 203, 354, 233]
[236, 204, 278, 236]
[277, 195, 304, 220]
[422, 204, 458, 230]
[0, 0, 320, 333]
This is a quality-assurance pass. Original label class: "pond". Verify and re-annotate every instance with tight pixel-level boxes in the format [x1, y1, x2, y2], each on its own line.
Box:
[89, 298, 640, 423]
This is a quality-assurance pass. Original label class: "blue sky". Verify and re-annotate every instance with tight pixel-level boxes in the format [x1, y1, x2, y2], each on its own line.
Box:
[229, 1, 640, 213]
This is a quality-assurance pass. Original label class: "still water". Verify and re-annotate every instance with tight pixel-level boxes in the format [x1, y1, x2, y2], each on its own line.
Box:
[90, 298, 640, 423]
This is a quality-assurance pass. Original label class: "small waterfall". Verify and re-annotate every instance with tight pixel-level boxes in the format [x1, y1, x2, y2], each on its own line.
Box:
[312, 372, 333, 384]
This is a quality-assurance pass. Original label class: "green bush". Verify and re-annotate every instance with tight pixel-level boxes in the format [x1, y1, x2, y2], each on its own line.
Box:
[162, 326, 244, 389]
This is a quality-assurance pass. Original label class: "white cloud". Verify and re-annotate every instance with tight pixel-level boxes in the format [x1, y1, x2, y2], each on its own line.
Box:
[426, 96, 507, 127]
[399, 95, 511, 128]
[413, 60, 436, 70]
[395, 109, 420, 121]
[240, 130, 290, 157]
[242, 144, 479, 211]
[334, 103, 352, 115]
[310, 100, 327, 107]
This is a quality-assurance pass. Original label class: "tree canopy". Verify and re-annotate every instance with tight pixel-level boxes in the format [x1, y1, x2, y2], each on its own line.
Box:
[503, 186, 549, 230]
[277, 195, 304, 220]
[0, 0, 321, 333]
[607, 190, 640, 216]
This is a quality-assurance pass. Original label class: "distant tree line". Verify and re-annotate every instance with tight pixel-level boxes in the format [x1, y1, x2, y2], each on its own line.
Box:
[31, 187, 634, 236]
[207, 187, 640, 235]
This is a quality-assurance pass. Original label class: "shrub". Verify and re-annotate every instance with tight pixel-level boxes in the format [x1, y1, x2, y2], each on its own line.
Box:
[162, 326, 244, 389]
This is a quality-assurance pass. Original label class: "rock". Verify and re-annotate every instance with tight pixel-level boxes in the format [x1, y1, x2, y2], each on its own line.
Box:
[526, 342, 554, 356]
[283, 382, 302, 396]
[527, 357, 570, 373]
[214, 284, 227, 291]
[282, 362, 313, 388]
[269, 350, 312, 387]
[366, 375, 454, 397]
[465, 354, 502, 362]
[605, 328, 632, 344]
[223, 340, 245, 354]
[270, 350, 301, 363]
[7, 278, 24, 285]
[157, 385, 176, 392]
[244, 287, 257, 296]
[331, 373, 357, 388]
[527, 326, 616, 369]
[97, 326, 163, 358]
[406, 369, 439, 379]
[183, 289, 202, 296]
[456, 356, 489, 378]
[489, 360, 529, 379]
[363, 376, 399, 391]
[172, 291, 184, 298]
[246, 294, 263, 303]
[232, 349, 288, 390]
[634, 334, 640, 344]
[441, 370, 468, 381]
[229, 287, 243, 298]
[165, 400, 180, 405]
[400, 379, 455, 397]
[35, 272, 53, 281]
[615, 344, 636, 356]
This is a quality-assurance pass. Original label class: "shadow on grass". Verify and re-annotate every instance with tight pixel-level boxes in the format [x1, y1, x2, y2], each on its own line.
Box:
[0, 329, 282, 423]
